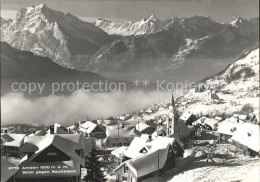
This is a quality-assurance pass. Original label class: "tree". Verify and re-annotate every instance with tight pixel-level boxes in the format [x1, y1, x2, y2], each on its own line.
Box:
[84, 149, 107, 182]
[241, 103, 254, 115]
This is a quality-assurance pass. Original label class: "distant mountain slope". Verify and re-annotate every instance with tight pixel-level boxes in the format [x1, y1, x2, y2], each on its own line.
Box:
[199, 46, 259, 92]
[1, 42, 105, 96]
[95, 15, 168, 36]
[90, 16, 259, 75]
[0, 4, 114, 70]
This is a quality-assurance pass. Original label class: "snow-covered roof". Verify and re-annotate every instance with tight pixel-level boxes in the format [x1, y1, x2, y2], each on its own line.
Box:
[45, 123, 68, 135]
[217, 120, 244, 135]
[195, 117, 220, 129]
[135, 123, 151, 132]
[78, 121, 105, 134]
[233, 114, 247, 120]
[21, 134, 88, 167]
[115, 144, 170, 178]
[180, 112, 193, 121]
[1, 133, 26, 147]
[231, 123, 260, 152]
[106, 125, 140, 138]
[124, 135, 183, 159]
[124, 137, 150, 158]
[111, 146, 128, 158]
[28, 130, 43, 136]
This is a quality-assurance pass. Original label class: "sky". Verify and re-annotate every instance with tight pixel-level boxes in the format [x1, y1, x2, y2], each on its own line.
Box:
[0, 0, 259, 23]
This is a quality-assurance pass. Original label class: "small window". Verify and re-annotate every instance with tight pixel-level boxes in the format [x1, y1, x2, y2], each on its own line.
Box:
[47, 152, 57, 156]
[124, 166, 128, 173]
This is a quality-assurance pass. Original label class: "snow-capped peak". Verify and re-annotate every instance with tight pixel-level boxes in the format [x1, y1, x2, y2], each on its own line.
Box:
[229, 17, 246, 27]
[95, 14, 166, 36]
[148, 14, 159, 21]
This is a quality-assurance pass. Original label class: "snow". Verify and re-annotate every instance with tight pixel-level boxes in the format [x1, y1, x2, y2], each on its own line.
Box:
[95, 15, 167, 36]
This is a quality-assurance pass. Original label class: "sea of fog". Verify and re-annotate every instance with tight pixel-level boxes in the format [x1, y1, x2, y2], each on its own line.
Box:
[1, 90, 177, 126]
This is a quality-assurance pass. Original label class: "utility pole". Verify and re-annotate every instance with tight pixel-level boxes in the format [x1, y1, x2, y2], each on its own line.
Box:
[138, 118, 140, 132]
[118, 120, 120, 147]
[157, 154, 160, 182]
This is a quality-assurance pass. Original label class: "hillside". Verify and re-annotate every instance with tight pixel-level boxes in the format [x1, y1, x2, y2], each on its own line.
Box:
[1, 42, 105, 96]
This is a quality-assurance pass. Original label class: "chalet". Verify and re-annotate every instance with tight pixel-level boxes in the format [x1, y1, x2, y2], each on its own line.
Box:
[78, 121, 106, 139]
[114, 136, 184, 182]
[231, 123, 260, 156]
[194, 117, 220, 131]
[180, 112, 196, 125]
[216, 119, 244, 143]
[13, 134, 95, 182]
[45, 123, 68, 135]
[1, 133, 26, 158]
[104, 124, 141, 148]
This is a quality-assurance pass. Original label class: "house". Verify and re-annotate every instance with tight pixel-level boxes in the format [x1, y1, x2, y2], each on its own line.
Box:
[45, 123, 68, 135]
[195, 117, 220, 131]
[180, 112, 196, 125]
[206, 90, 220, 102]
[104, 124, 141, 148]
[1, 133, 26, 158]
[216, 119, 244, 143]
[78, 121, 106, 139]
[114, 136, 184, 182]
[231, 123, 260, 156]
[13, 134, 95, 182]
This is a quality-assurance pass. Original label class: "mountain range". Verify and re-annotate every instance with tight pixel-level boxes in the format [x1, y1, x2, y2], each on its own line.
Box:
[95, 14, 168, 36]
[1, 3, 259, 82]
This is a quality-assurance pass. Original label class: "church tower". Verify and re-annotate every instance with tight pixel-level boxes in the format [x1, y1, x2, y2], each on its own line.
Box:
[166, 93, 179, 138]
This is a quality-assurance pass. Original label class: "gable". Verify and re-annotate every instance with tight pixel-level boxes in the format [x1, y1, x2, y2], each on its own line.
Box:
[32, 145, 71, 162]
[91, 125, 105, 133]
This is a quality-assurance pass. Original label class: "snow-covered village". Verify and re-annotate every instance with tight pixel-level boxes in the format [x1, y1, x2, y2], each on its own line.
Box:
[2, 46, 260, 181]
[1, 0, 259, 182]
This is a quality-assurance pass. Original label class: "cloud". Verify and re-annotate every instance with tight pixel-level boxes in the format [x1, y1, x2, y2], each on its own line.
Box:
[1, 90, 171, 126]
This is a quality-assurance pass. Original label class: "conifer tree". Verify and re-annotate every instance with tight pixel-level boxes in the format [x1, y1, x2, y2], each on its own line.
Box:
[84, 149, 106, 182]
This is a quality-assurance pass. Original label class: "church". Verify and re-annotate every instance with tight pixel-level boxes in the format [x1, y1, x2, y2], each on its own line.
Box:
[160, 94, 196, 144]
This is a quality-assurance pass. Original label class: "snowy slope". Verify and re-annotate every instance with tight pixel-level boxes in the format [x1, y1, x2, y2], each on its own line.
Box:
[203, 47, 259, 92]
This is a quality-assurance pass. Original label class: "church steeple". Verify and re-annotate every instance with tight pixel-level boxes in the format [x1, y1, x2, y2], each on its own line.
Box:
[166, 93, 179, 138]
[171, 93, 175, 107]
